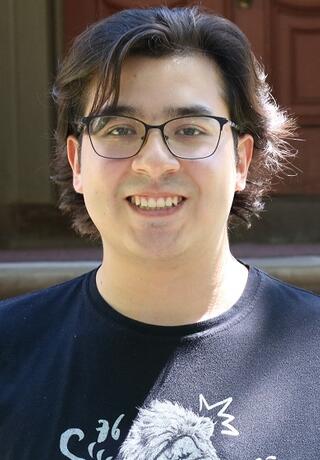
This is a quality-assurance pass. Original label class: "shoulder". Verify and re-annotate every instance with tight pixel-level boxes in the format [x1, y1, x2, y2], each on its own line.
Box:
[252, 266, 320, 331]
[0, 270, 91, 308]
[256, 267, 320, 308]
[0, 270, 95, 336]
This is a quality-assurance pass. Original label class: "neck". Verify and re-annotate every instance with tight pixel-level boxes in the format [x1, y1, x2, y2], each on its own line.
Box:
[96, 236, 248, 326]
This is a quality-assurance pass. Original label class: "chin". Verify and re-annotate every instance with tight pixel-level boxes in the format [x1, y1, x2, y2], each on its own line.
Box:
[127, 238, 190, 263]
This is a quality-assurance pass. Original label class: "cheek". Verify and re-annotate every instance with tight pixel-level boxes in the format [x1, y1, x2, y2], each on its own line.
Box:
[194, 153, 237, 197]
[80, 156, 127, 211]
[188, 152, 237, 227]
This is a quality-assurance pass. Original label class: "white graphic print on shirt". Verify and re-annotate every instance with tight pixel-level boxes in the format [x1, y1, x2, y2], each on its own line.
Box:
[59, 395, 277, 459]
[118, 399, 221, 459]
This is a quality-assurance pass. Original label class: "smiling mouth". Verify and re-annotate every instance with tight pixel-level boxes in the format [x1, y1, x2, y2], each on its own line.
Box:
[126, 195, 186, 211]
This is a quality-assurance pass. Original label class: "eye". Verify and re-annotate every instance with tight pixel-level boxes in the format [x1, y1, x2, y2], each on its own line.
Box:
[89, 116, 139, 137]
[96, 124, 138, 138]
[176, 126, 203, 136]
[108, 126, 137, 136]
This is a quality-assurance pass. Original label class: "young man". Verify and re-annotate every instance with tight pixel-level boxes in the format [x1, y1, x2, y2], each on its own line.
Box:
[1, 6, 319, 459]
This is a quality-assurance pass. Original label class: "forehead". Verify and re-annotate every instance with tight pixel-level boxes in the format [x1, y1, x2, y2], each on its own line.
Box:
[85, 54, 228, 119]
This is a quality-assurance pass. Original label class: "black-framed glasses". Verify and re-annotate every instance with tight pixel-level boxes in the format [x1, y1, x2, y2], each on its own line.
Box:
[77, 114, 239, 160]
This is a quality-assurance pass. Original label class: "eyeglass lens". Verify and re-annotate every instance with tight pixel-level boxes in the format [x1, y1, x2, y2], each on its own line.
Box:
[88, 116, 222, 159]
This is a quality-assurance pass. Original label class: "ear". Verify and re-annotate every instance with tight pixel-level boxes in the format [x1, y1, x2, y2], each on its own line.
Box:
[235, 134, 254, 192]
[67, 136, 83, 194]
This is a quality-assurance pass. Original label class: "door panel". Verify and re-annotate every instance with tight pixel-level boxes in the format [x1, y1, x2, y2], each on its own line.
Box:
[268, 0, 320, 193]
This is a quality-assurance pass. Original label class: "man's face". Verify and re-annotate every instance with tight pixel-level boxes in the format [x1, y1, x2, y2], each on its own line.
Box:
[67, 54, 252, 264]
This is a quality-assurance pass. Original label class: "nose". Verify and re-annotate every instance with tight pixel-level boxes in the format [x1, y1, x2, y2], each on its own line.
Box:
[131, 129, 180, 178]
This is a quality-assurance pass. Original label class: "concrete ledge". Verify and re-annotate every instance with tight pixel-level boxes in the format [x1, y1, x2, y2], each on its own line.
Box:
[0, 262, 99, 299]
[245, 257, 320, 294]
[0, 257, 319, 300]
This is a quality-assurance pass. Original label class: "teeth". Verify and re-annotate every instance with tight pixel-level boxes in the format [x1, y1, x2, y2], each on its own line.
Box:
[129, 196, 183, 210]
[157, 198, 165, 208]
[148, 198, 157, 209]
[140, 197, 148, 208]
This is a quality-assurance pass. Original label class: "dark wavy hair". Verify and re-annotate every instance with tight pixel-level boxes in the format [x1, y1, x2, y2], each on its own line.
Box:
[52, 6, 296, 239]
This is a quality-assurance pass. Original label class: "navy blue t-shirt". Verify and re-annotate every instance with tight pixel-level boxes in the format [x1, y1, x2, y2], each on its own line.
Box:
[0, 266, 320, 459]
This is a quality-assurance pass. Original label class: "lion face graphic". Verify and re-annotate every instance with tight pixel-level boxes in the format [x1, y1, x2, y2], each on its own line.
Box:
[117, 400, 221, 460]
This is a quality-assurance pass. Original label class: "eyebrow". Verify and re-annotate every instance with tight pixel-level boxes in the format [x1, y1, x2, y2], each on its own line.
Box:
[99, 105, 137, 117]
[98, 104, 214, 118]
[166, 105, 214, 118]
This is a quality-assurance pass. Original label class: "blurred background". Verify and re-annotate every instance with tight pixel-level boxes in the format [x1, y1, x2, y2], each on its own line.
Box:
[0, 0, 319, 297]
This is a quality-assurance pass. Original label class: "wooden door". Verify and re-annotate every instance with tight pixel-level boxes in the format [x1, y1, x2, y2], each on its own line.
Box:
[224, 0, 320, 195]
[268, 0, 320, 195]
[63, 0, 320, 195]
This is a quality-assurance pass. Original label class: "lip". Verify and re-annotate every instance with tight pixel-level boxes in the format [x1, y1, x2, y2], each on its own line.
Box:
[125, 192, 187, 199]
